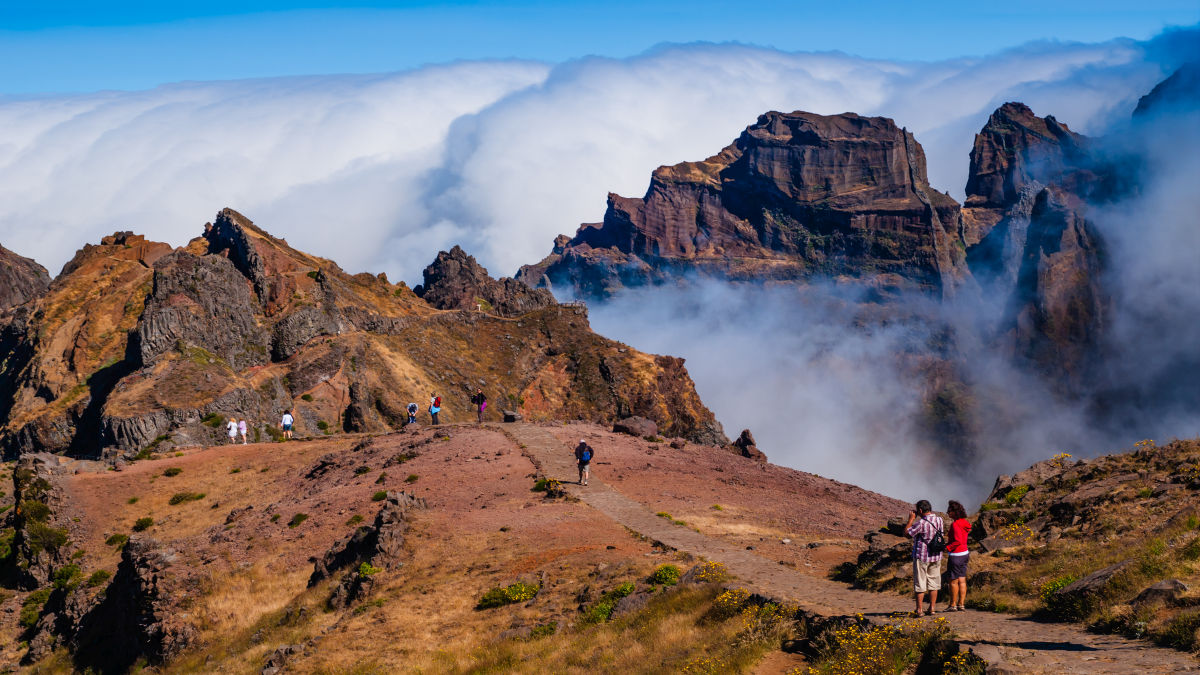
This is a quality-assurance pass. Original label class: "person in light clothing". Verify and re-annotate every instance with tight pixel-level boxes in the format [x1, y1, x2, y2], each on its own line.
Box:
[905, 499, 944, 616]
[238, 419, 248, 445]
[226, 418, 238, 444]
[280, 410, 294, 440]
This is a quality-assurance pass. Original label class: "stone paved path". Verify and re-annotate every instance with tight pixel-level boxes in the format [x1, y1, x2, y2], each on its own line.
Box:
[505, 423, 1199, 674]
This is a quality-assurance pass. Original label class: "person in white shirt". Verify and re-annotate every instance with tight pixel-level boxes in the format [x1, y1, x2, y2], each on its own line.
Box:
[226, 418, 238, 444]
[281, 411, 295, 440]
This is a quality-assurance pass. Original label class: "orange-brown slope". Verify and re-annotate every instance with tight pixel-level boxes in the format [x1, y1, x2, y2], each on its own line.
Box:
[0, 209, 725, 460]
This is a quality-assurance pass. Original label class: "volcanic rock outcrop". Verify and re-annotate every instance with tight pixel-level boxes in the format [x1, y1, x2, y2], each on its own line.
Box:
[0, 209, 725, 459]
[962, 103, 1106, 389]
[518, 111, 968, 300]
[0, 244, 50, 310]
[415, 245, 555, 317]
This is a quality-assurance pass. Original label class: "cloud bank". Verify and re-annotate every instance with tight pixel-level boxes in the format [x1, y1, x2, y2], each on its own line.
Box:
[1, 28, 1196, 502]
[0, 33, 1184, 279]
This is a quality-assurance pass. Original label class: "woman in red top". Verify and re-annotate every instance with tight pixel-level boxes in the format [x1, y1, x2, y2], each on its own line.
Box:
[945, 500, 971, 611]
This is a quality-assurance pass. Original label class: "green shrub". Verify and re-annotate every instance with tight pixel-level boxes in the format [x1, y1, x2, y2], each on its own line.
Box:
[1181, 537, 1200, 561]
[201, 413, 224, 428]
[52, 564, 82, 590]
[358, 562, 382, 577]
[529, 621, 557, 638]
[1158, 609, 1200, 650]
[1040, 575, 1084, 620]
[27, 522, 69, 553]
[168, 492, 205, 505]
[477, 582, 540, 609]
[230, 467, 241, 474]
[132, 517, 153, 532]
[0, 528, 15, 561]
[288, 513, 308, 528]
[374, 472, 387, 485]
[583, 582, 637, 623]
[978, 502, 1002, 512]
[371, 491, 387, 501]
[105, 533, 128, 548]
[127, 497, 139, 504]
[87, 570, 112, 588]
[531, 478, 549, 492]
[1137, 487, 1153, 498]
[405, 474, 419, 483]
[651, 564, 682, 586]
[20, 500, 50, 523]
[316, 421, 329, 431]
[354, 466, 371, 475]
[163, 467, 182, 477]
[1005, 485, 1031, 505]
[711, 504, 724, 511]
[346, 514, 364, 526]
[270, 514, 281, 523]
[301, 394, 314, 402]
[19, 589, 52, 628]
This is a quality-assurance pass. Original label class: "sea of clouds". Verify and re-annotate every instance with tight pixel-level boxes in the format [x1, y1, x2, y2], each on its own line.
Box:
[1, 27, 1196, 502]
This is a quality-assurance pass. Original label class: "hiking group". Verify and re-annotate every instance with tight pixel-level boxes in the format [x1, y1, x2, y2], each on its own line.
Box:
[905, 499, 971, 616]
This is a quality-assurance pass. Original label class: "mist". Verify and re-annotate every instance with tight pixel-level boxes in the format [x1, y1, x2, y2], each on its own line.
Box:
[588, 91, 1200, 507]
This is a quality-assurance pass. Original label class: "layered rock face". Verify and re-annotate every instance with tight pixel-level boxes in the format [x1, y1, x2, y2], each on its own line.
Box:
[0, 209, 725, 458]
[415, 245, 555, 317]
[519, 111, 968, 300]
[0, 244, 50, 310]
[1133, 62, 1200, 117]
[962, 103, 1106, 390]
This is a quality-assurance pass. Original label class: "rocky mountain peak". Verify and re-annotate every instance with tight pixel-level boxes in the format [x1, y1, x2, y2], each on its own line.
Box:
[414, 245, 555, 317]
[1133, 62, 1200, 117]
[0, 243, 50, 310]
[519, 109, 967, 300]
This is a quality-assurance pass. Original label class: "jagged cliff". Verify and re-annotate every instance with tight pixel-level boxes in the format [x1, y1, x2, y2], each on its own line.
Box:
[0, 210, 726, 459]
[962, 102, 1106, 391]
[518, 111, 969, 300]
[0, 244, 50, 311]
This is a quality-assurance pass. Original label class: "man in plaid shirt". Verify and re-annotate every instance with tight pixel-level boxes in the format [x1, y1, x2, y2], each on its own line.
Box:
[905, 499, 943, 616]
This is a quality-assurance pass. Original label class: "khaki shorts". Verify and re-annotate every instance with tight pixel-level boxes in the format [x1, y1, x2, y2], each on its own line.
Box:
[913, 559, 941, 593]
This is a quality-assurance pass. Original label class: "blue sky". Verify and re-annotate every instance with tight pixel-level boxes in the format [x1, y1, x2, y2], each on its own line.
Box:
[2, 0, 1198, 94]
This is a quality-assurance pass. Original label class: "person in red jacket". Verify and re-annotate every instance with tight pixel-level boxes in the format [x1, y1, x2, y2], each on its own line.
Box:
[945, 500, 972, 611]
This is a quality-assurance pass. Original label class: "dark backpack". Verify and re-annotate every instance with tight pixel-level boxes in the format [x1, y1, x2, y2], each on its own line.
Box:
[923, 516, 946, 555]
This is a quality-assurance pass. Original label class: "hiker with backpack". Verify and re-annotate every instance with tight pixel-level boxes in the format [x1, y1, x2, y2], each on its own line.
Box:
[429, 393, 441, 425]
[945, 500, 972, 611]
[574, 439, 594, 486]
[471, 389, 487, 423]
[406, 402, 418, 425]
[905, 499, 945, 616]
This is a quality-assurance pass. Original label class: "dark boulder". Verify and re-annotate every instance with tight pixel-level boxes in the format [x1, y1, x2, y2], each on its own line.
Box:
[731, 429, 767, 462]
[613, 416, 657, 438]
[0, 243, 49, 310]
[416, 246, 555, 317]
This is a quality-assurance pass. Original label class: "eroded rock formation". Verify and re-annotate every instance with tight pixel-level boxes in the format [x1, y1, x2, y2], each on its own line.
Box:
[415, 245, 555, 317]
[0, 209, 726, 458]
[519, 111, 968, 300]
[0, 244, 50, 310]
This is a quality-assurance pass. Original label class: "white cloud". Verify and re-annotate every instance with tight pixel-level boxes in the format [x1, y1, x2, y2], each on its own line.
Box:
[0, 35, 1176, 279]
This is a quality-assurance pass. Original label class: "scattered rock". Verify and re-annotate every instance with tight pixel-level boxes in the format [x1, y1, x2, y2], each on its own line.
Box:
[1134, 579, 1188, 606]
[611, 592, 652, 619]
[503, 410, 523, 423]
[613, 416, 657, 438]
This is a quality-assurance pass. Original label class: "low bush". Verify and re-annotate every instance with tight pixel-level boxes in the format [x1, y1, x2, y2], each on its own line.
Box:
[371, 491, 387, 501]
[651, 564, 682, 586]
[132, 517, 153, 532]
[27, 522, 69, 553]
[105, 533, 128, 548]
[346, 514, 364, 526]
[405, 474, 419, 484]
[354, 466, 371, 475]
[316, 421, 329, 432]
[52, 564, 83, 590]
[691, 561, 730, 583]
[163, 467, 182, 477]
[19, 589, 52, 628]
[583, 581, 636, 623]
[288, 513, 308, 528]
[127, 497, 139, 504]
[168, 492, 205, 505]
[270, 514, 281, 523]
[357, 562, 382, 578]
[478, 581, 540, 609]
[1005, 485, 1031, 505]
[87, 570, 112, 587]
[301, 394, 314, 402]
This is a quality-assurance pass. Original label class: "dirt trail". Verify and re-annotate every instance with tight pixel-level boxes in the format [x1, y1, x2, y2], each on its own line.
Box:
[507, 423, 1199, 674]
